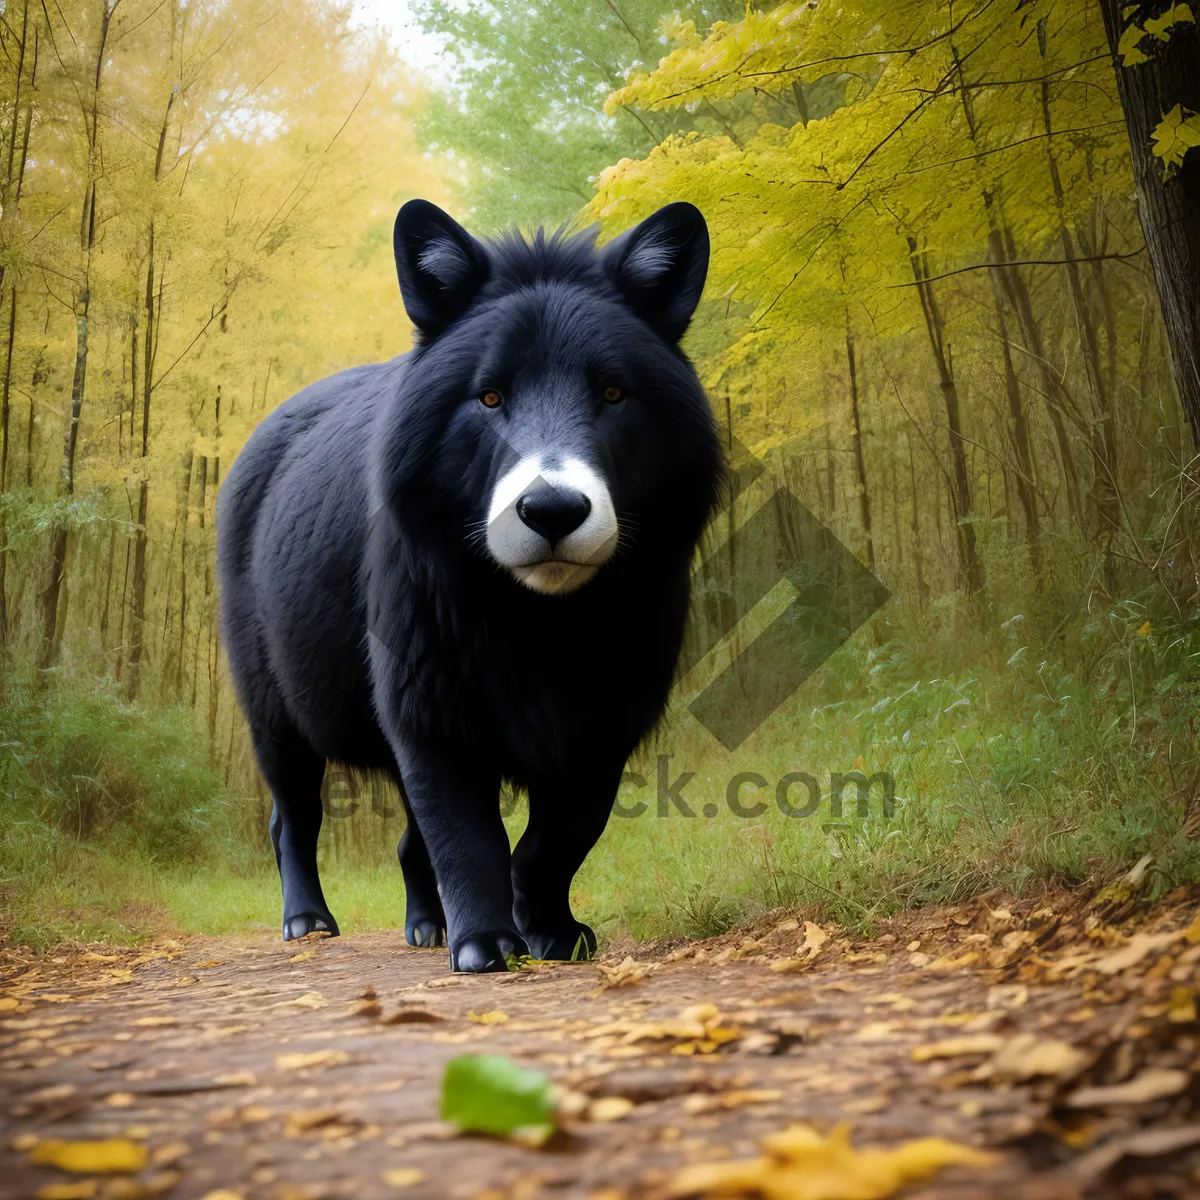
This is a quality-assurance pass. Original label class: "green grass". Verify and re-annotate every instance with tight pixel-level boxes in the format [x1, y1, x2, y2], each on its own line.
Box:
[4, 578, 1200, 951]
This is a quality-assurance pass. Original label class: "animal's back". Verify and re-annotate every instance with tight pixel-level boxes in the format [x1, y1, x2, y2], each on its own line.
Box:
[217, 357, 407, 767]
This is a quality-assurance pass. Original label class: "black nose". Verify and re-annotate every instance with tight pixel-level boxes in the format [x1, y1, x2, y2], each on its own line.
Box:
[516, 486, 591, 547]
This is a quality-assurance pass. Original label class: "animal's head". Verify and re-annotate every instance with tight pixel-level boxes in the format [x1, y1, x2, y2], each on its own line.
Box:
[386, 200, 721, 595]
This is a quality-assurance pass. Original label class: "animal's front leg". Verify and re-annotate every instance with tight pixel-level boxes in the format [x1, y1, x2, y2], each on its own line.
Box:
[511, 760, 624, 961]
[392, 740, 525, 972]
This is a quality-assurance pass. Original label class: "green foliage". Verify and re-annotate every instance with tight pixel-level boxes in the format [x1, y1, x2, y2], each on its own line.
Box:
[440, 1055, 557, 1135]
[412, 0, 743, 231]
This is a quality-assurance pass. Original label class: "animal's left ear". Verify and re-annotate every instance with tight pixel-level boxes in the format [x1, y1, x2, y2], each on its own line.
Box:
[394, 199, 491, 339]
[602, 202, 709, 343]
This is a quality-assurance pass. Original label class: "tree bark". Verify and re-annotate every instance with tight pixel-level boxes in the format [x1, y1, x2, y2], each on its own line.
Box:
[1098, 0, 1200, 441]
[908, 237, 982, 594]
[846, 321, 874, 572]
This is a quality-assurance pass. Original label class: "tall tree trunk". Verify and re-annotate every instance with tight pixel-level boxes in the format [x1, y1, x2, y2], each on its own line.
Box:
[39, 286, 89, 670]
[907, 433, 928, 605]
[175, 450, 193, 696]
[846, 321, 874, 571]
[125, 224, 156, 701]
[1099, 0, 1200, 441]
[0, 289, 16, 650]
[908, 237, 982, 594]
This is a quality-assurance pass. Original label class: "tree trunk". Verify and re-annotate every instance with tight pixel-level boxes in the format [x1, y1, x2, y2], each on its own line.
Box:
[0, 288, 16, 649]
[39, 287, 89, 670]
[1098, 0, 1200, 440]
[125, 226, 157, 701]
[846, 321, 874, 571]
[908, 237, 982, 594]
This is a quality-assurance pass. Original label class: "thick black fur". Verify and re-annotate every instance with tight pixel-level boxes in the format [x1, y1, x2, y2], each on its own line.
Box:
[217, 199, 722, 972]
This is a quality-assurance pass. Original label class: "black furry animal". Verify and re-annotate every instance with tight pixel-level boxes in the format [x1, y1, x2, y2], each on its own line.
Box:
[217, 199, 722, 972]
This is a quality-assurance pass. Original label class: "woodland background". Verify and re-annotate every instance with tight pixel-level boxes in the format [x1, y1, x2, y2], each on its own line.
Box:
[1, 0, 1199, 948]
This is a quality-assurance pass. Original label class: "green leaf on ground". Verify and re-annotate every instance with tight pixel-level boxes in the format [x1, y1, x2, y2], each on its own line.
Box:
[440, 1054, 557, 1135]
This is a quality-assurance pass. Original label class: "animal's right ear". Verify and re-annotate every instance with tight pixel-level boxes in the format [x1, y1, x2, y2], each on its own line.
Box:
[393, 200, 490, 339]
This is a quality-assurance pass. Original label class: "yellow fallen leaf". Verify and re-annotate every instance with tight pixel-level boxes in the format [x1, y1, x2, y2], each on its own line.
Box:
[274, 1049, 350, 1071]
[381, 1168, 425, 1189]
[289, 950, 318, 963]
[987, 984, 1028, 1011]
[288, 992, 326, 1010]
[29, 1138, 148, 1175]
[587, 1096, 636, 1121]
[0, 997, 21, 1012]
[660, 1121, 995, 1199]
[132, 1016, 177, 1028]
[912, 1035, 1005, 1063]
[466, 1009, 509, 1024]
[1169, 987, 1197, 1023]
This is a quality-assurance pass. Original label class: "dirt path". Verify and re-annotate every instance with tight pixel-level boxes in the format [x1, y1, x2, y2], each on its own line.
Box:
[4, 890, 1200, 1200]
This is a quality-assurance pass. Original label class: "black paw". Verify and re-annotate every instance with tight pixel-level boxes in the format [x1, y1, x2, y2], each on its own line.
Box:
[524, 923, 596, 962]
[406, 917, 446, 948]
[450, 929, 529, 973]
[283, 912, 340, 941]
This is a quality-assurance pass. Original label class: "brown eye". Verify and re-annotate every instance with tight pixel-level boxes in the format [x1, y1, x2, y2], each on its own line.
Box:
[603, 385, 623, 404]
[479, 389, 503, 409]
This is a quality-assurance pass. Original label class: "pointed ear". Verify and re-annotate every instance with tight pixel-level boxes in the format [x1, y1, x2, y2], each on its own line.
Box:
[394, 200, 490, 338]
[602, 202, 709, 343]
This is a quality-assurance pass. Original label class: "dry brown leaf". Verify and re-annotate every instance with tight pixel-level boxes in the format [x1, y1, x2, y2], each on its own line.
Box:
[974, 1034, 1088, 1083]
[1095, 931, 1184, 975]
[1066, 1067, 1190, 1108]
[595, 956, 659, 990]
[287, 992, 326, 1010]
[274, 1049, 350, 1071]
[381, 1168, 425, 1189]
[683, 1089, 782, 1114]
[658, 1121, 995, 1199]
[911, 1035, 1005, 1063]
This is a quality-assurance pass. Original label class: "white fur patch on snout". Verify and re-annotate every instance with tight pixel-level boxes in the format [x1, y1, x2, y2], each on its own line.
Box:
[486, 456, 619, 594]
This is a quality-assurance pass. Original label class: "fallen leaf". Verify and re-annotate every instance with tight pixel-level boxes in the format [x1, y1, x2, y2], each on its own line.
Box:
[683, 1089, 782, 1114]
[28, 1138, 148, 1175]
[1095, 931, 1183, 975]
[588, 1096, 636, 1121]
[975, 1034, 1088, 1083]
[274, 1049, 350, 1071]
[0, 997, 21, 1012]
[440, 1054, 556, 1135]
[659, 1121, 995, 1199]
[132, 1017, 177, 1029]
[287, 992, 326, 1010]
[467, 1010, 509, 1025]
[595, 957, 659, 990]
[1169, 987, 1197, 1024]
[912, 1035, 1005, 1063]
[1066, 1068, 1190, 1108]
[381, 1168, 425, 1189]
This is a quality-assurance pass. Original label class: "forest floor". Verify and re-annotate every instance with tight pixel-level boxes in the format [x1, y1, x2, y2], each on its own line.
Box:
[4, 888, 1200, 1200]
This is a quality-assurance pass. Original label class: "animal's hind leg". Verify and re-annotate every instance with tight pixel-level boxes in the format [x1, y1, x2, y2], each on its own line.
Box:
[396, 786, 446, 948]
[255, 725, 338, 941]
